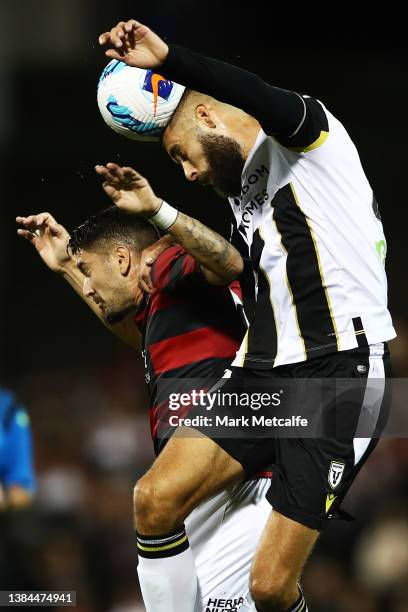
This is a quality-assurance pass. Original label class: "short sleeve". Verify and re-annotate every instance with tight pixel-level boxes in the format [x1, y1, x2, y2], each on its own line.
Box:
[276, 97, 330, 152]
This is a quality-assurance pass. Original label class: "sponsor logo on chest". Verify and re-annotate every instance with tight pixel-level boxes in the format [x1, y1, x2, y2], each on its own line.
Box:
[232, 164, 271, 236]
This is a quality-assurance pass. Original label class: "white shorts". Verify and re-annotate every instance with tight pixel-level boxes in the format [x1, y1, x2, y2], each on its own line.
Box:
[186, 478, 271, 612]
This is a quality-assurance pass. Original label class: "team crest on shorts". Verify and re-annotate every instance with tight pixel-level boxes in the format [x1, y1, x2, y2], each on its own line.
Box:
[328, 461, 345, 489]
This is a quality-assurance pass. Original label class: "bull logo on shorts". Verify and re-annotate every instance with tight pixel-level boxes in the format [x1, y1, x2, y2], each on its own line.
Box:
[328, 461, 345, 489]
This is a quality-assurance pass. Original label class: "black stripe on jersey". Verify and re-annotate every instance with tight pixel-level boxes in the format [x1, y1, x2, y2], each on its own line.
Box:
[231, 218, 255, 322]
[157, 356, 233, 381]
[147, 302, 207, 345]
[272, 183, 338, 357]
[372, 195, 382, 221]
[147, 295, 244, 346]
[166, 252, 197, 291]
[238, 225, 248, 239]
[151, 356, 233, 408]
[168, 252, 185, 288]
[250, 228, 265, 272]
[151, 356, 233, 455]
[352, 316, 369, 348]
[244, 230, 278, 366]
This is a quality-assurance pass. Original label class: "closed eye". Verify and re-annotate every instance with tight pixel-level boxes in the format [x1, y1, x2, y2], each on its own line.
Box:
[169, 145, 186, 164]
[77, 261, 90, 277]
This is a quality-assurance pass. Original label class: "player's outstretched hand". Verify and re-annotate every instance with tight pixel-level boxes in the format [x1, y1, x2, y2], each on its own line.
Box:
[96, 163, 162, 217]
[16, 213, 71, 274]
[98, 19, 168, 68]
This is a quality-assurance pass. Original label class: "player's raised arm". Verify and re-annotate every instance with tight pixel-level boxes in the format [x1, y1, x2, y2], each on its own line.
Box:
[16, 213, 141, 350]
[98, 19, 321, 146]
[96, 163, 243, 285]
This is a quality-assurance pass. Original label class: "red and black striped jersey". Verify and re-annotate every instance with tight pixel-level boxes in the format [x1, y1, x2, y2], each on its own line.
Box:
[134, 245, 246, 454]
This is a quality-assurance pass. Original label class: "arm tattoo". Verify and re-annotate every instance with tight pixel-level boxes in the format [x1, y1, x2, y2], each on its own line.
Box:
[169, 212, 242, 281]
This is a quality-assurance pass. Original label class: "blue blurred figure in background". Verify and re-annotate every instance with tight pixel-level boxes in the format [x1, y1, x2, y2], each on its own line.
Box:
[0, 388, 35, 510]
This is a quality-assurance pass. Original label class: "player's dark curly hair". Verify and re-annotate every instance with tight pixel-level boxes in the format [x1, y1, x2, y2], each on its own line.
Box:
[68, 206, 159, 256]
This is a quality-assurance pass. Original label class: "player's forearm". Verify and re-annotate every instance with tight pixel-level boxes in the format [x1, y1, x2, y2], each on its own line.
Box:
[167, 212, 243, 284]
[161, 45, 304, 138]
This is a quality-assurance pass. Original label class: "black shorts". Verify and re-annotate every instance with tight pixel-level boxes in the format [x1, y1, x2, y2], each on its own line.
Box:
[195, 344, 392, 531]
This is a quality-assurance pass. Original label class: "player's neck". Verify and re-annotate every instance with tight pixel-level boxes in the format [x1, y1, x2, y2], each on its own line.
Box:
[227, 112, 261, 161]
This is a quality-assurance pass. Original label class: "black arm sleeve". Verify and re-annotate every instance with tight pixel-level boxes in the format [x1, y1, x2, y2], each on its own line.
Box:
[161, 44, 305, 140]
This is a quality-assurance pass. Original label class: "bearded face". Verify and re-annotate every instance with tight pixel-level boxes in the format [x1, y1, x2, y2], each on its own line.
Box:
[197, 132, 246, 198]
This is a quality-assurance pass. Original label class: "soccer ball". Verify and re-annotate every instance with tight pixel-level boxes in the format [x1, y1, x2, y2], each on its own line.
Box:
[97, 60, 185, 141]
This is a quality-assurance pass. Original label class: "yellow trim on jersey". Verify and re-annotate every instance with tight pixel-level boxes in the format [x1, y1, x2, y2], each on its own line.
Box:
[270, 216, 307, 360]
[288, 130, 329, 153]
[289, 184, 340, 351]
[240, 329, 249, 367]
[137, 535, 188, 553]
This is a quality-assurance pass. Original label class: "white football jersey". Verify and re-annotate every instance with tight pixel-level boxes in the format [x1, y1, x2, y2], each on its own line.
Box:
[230, 101, 396, 368]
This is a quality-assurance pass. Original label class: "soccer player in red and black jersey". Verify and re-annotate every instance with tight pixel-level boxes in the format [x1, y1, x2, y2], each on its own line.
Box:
[133, 243, 244, 455]
[17, 206, 272, 611]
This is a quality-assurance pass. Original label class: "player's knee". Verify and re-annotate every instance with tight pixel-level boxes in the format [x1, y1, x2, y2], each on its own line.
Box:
[133, 475, 183, 533]
[250, 575, 294, 611]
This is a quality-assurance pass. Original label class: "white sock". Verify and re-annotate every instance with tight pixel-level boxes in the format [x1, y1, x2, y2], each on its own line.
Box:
[137, 527, 198, 612]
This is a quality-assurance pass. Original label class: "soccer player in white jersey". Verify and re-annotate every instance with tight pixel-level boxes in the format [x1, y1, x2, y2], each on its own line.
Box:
[98, 20, 396, 612]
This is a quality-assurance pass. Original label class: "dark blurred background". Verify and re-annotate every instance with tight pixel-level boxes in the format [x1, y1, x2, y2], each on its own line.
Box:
[1, 1, 407, 611]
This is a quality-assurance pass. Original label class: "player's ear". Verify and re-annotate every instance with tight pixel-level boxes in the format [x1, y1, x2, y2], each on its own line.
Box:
[195, 104, 217, 129]
[116, 246, 131, 276]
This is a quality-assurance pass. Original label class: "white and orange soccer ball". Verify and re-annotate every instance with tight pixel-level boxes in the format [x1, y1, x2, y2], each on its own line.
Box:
[97, 60, 185, 141]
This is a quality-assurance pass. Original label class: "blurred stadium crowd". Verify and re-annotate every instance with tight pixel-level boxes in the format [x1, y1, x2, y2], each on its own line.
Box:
[1, 1, 407, 611]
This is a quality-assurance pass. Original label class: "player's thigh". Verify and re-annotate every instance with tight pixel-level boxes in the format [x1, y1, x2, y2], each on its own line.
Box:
[188, 479, 272, 611]
[251, 509, 319, 594]
[144, 426, 245, 515]
[266, 347, 391, 531]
